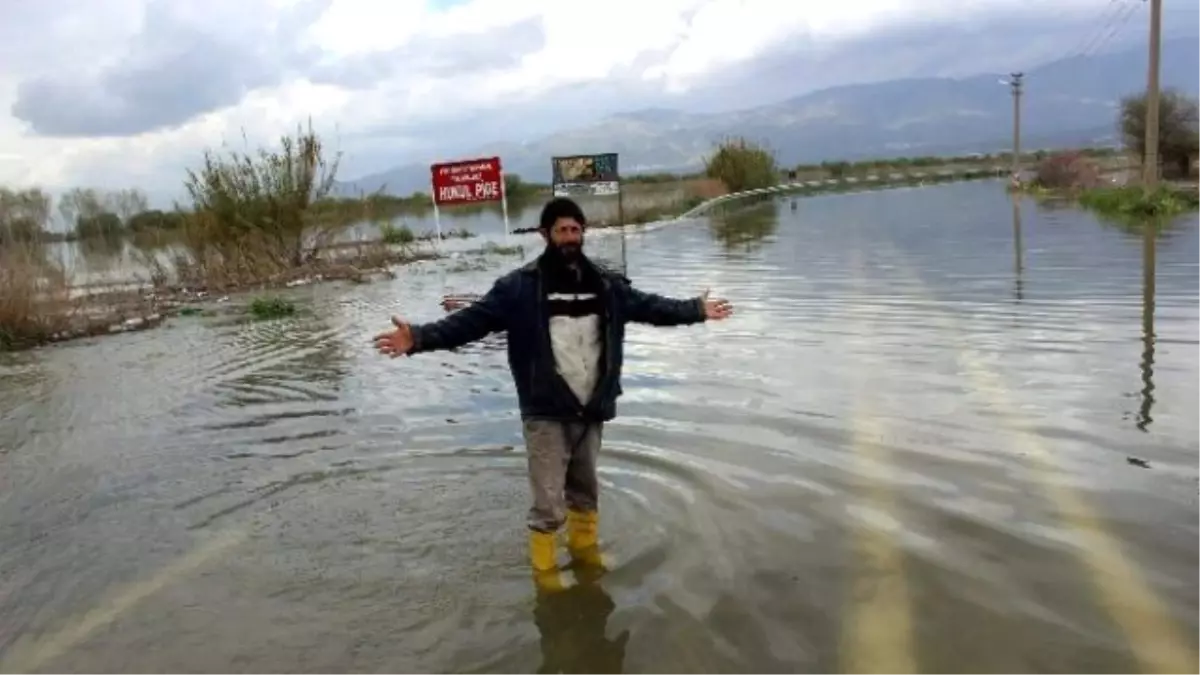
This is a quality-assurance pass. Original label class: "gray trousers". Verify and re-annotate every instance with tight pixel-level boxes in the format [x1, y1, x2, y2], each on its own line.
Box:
[522, 420, 603, 532]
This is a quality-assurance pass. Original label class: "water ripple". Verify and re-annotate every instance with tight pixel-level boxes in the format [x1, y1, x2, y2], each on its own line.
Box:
[0, 183, 1196, 673]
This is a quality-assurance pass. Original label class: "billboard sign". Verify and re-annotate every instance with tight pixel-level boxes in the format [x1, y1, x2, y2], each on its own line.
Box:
[430, 156, 504, 206]
[551, 153, 620, 197]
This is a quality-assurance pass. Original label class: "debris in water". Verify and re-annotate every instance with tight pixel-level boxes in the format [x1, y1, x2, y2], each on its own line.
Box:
[1126, 456, 1151, 469]
[442, 294, 480, 312]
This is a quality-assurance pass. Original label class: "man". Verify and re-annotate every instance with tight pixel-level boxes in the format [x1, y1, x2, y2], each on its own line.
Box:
[372, 197, 733, 590]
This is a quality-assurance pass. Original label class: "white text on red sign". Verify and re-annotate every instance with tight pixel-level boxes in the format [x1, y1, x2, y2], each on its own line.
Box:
[437, 161, 497, 176]
[437, 181, 501, 203]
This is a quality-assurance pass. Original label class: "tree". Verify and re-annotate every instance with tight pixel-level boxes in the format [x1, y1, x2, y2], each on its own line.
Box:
[503, 173, 526, 198]
[503, 173, 538, 207]
[821, 160, 851, 179]
[127, 209, 183, 233]
[58, 187, 105, 230]
[1120, 89, 1200, 179]
[705, 137, 778, 193]
[0, 187, 52, 244]
[75, 212, 124, 240]
[111, 188, 149, 224]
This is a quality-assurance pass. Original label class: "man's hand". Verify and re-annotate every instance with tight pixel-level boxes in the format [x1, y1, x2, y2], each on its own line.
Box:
[372, 316, 415, 357]
[701, 289, 734, 321]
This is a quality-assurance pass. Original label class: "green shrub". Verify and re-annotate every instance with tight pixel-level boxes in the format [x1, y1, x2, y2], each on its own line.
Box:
[1078, 186, 1199, 220]
[248, 296, 297, 320]
[704, 137, 779, 193]
[380, 223, 415, 245]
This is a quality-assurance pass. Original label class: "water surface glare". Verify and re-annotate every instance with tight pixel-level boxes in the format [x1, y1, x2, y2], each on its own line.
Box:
[1, 181, 1196, 673]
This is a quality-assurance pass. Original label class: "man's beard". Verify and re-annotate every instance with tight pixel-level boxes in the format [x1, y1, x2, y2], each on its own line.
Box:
[547, 241, 582, 263]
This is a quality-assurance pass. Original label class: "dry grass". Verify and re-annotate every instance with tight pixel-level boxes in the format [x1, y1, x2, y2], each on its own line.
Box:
[163, 122, 403, 292]
[0, 244, 74, 349]
[685, 177, 729, 200]
[133, 235, 439, 293]
[0, 242, 174, 352]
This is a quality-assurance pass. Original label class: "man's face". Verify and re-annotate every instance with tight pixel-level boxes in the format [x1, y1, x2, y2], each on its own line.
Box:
[546, 217, 584, 260]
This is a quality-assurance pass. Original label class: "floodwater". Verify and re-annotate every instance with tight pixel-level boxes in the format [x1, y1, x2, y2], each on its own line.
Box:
[49, 189, 669, 287]
[1, 181, 1197, 673]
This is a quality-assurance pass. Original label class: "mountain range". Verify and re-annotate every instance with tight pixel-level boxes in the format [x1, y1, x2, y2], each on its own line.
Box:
[339, 37, 1199, 197]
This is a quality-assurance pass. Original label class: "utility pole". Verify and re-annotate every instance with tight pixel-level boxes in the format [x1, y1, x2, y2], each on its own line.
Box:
[1009, 72, 1024, 180]
[1142, 0, 1163, 188]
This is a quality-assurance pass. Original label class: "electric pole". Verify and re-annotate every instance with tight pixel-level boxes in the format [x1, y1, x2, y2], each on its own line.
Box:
[1142, 0, 1163, 188]
[1009, 72, 1024, 180]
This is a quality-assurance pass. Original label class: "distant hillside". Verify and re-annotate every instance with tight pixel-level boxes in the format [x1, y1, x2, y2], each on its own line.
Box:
[339, 37, 1199, 196]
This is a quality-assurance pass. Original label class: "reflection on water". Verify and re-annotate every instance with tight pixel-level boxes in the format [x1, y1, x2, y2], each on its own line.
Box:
[50, 192, 672, 284]
[533, 570, 628, 674]
[77, 235, 126, 262]
[1011, 195, 1024, 301]
[708, 196, 778, 253]
[0, 181, 1197, 673]
[1137, 222, 1157, 432]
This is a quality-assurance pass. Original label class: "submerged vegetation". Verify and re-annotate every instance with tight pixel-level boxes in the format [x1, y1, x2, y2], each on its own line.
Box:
[179, 122, 348, 280]
[0, 244, 70, 351]
[1013, 89, 1199, 224]
[248, 296, 298, 320]
[1078, 185, 1199, 221]
[0, 123, 446, 351]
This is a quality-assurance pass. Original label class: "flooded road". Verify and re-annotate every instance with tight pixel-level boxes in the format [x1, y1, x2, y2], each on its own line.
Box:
[1, 181, 1197, 673]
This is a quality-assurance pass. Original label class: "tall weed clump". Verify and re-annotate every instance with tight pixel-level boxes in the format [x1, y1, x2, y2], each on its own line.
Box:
[704, 137, 779, 193]
[178, 122, 364, 289]
[0, 188, 73, 350]
[0, 243, 72, 350]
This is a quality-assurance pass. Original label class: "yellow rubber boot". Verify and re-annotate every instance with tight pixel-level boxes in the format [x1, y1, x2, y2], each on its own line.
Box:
[529, 530, 565, 592]
[566, 509, 606, 569]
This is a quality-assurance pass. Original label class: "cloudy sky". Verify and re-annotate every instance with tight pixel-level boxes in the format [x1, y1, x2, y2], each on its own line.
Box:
[0, 0, 1193, 203]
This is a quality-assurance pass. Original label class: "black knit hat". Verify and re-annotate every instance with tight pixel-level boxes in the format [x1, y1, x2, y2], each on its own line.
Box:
[538, 197, 587, 231]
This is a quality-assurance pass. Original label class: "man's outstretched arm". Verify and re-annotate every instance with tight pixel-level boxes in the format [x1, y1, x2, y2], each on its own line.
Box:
[374, 277, 511, 358]
[409, 278, 511, 353]
[621, 279, 728, 326]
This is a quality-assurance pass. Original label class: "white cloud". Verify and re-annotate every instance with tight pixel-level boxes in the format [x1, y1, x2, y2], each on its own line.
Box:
[0, 0, 1158, 203]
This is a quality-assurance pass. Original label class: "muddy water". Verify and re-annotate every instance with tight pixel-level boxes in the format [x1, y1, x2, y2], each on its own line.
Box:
[50, 190, 666, 287]
[1, 181, 1196, 673]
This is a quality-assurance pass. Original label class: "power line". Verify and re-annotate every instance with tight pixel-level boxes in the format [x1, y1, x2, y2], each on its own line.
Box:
[1058, 0, 1142, 64]
[1065, 0, 1124, 59]
[1078, 0, 1141, 58]
[1081, 0, 1125, 53]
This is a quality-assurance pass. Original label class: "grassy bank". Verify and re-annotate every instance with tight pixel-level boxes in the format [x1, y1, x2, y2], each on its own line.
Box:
[0, 241, 174, 350]
[0, 244, 69, 350]
[789, 166, 1006, 190]
[1078, 185, 1199, 221]
[1012, 148, 1198, 223]
[0, 124, 452, 352]
[685, 155, 1015, 219]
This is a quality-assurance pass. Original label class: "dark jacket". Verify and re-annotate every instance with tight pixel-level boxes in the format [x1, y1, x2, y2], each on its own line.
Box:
[409, 255, 707, 421]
